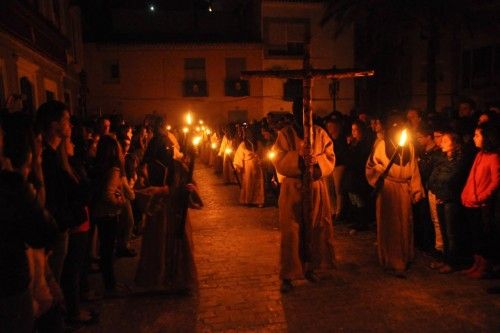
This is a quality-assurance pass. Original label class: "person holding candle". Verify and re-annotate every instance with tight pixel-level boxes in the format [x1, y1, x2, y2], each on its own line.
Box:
[366, 114, 425, 274]
[233, 126, 265, 207]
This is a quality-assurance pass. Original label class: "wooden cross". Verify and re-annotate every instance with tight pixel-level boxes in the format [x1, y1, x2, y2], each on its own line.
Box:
[241, 48, 374, 261]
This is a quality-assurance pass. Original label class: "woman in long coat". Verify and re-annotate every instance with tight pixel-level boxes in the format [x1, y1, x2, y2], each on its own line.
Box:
[366, 115, 425, 273]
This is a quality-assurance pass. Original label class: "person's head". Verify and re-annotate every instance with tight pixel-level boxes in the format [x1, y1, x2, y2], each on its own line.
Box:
[351, 120, 367, 141]
[36, 100, 71, 140]
[3, 113, 34, 178]
[325, 118, 342, 139]
[432, 123, 449, 148]
[371, 116, 383, 134]
[406, 108, 422, 129]
[261, 126, 272, 141]
[95, 135, 123, 172]
[477, 110, 497, 125]
[415, 124, 434, 149]
[458, 99, 475, 118]
[441, 131, 462, 155]
[474, 122, 499, 152]
[98, 117, 111, 136]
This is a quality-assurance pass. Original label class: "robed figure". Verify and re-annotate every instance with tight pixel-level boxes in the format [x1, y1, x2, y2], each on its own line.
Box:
[135, 118, 197, 293]
[272, 105, 336, 291]
[365, 116, 425, 273]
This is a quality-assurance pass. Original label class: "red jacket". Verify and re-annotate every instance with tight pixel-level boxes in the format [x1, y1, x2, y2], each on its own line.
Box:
[461, 151, 500, 207]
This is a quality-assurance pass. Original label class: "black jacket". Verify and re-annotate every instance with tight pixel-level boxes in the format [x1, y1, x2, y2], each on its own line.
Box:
[428, 149, 468, 203]
[0, 171, 57, 297]
[417, 146, 444, 190]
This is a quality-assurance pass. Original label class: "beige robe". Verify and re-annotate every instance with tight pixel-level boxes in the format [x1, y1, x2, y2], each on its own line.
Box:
[366, 140, 425, 272]
[218, 135, 237, 184]
[233, 141, 265, 205]
[273, 125, 336, 280]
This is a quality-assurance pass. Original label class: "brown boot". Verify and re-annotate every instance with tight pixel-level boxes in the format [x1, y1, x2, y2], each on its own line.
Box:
[467, 256, 490, 279]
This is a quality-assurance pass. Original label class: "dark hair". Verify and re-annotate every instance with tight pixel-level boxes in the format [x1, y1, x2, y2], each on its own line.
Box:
[3, 112, 34, 169]
[442, 130, 462, 147]
[94, 135, 123, 174]
[35, 100, 68, 133]
[351, 120, 368, 138]
[477, 122, 499, 153]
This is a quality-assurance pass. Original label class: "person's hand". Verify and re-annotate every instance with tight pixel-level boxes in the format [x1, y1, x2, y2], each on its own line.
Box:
[303, 155, 318, 166]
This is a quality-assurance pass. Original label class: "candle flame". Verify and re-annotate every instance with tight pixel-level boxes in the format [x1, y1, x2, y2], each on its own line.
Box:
[225, 148, 233, 155]
[195, 126, 201, 132]
[166, 125, 171, 131]
[192, 136, 202, 146]
[206, 129, 212, 135]
[199, 120, 204, 125]
[185, 113, 193, 125]
[267, 150, 276, 160]
[211, 143, 217, 149]
[182, 127, 189, 134]
[398, 129, 408, 147]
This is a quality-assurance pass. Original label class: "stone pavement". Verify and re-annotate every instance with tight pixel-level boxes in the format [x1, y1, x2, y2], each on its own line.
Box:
[82, 165, 500, 333]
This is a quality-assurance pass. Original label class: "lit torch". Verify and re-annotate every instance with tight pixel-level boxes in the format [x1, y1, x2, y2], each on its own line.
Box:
[224, 147, 233, 155]
[185, 112, 193, 125]
[372, 128, 409, 197]
[267, 150, 276, 161]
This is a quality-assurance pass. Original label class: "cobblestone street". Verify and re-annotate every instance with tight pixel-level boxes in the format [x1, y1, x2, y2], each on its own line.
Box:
[83, 165, 500, 333]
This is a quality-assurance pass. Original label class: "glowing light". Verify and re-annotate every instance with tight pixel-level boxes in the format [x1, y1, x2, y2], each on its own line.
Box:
[206, 129, 212, 135]
[192, 136, 202, 146]
[199, 120, 204, 125]
[166, 125, 172, 131]
[195, 126, 201, 132]
[211, 143, 217, 149]
[182, 127, 189, 134]
[149, 4, 155, 11]
[185, 113, 193, 125]
[225, 147, 233, 155]
[267, 150, 276, 160]
[208, 4, 213, 12]
[398, 129, 408, 147]
[201, 126, 206, 131]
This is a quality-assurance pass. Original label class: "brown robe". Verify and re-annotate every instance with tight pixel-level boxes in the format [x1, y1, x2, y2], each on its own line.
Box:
[233, 141, 265, 205]
[366, 139, 425, 272]
[273, 125, 336, 280]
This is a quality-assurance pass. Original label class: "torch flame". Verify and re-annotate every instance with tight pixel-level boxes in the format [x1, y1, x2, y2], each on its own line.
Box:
[192, 136, 202, 146]
[211, 143, 217, 149]
[398, 129, 408, 147]
[185, 113, 193, 125]
[166, 125, 172, 131]
[182, 127, 189, 134]
[267, 150, 276, 160]
[225, 147, 233, 155]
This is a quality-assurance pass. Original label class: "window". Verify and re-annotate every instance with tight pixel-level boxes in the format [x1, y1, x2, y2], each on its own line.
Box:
[462, 44, 499, 89]
[184, 58, 207, 97]
[225, 58, 249, 96]
[264, 18, 309, 57]
[103, 60, 120, 83]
